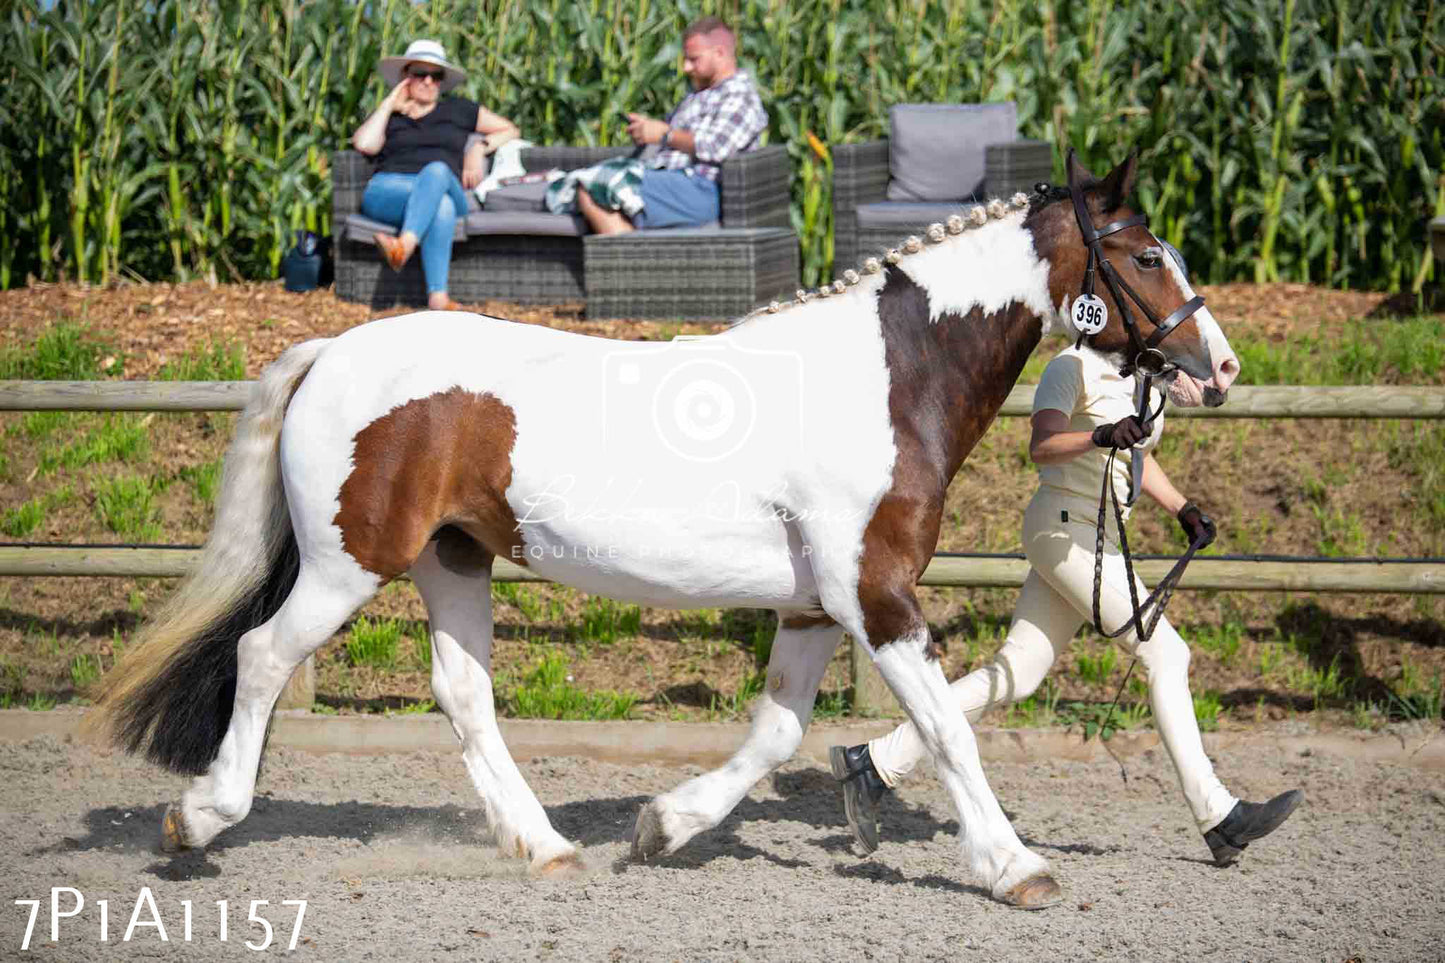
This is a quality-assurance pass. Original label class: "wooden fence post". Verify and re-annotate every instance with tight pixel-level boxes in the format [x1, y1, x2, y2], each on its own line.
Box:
[850, 636, 899, 717]
[275, 657, 316, 711]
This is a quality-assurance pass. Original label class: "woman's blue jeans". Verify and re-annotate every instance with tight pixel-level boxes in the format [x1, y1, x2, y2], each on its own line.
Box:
[361, 162, 469, 296]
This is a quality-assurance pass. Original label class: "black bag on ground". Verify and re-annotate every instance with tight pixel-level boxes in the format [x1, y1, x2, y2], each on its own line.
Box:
[281, 230, 334, 292]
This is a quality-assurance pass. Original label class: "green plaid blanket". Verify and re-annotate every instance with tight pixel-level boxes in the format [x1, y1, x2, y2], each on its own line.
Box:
[544, 156, 645, 218]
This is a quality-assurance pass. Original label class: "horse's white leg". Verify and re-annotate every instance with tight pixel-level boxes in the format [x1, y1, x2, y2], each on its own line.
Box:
[632, 616, 843, 858]
[171, 562, 378, 850]
[410, 531, 579, 874]
[869, 627, 1056, 905]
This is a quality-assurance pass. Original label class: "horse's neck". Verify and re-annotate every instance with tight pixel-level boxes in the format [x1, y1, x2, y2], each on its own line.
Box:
[873, 215, 1051, 486]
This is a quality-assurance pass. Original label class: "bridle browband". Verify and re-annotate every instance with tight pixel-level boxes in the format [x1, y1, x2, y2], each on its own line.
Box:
[1059, 158, 1206, 378]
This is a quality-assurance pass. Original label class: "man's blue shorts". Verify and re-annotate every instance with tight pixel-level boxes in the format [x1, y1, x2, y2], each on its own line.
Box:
[633, 169, 720, 229]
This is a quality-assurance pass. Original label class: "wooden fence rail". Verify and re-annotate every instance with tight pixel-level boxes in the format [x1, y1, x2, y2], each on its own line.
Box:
[4, 381, 1445, 418]
[6, 378, 1445, 713]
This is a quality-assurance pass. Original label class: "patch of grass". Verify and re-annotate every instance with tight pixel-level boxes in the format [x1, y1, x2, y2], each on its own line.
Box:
[1311, 505, 1369, 557]
[0, 322, 119, 380]
[39, 415, 150, 474]
[92, 475, 164, 541]
[1003, 678, 1062, 728]
[1285, 655, 1349, 708]
[1, 485, 75, 538]
[504, 651, 635, 720]
[69, 652, 102, 692]
[570, 595, 642, 645]
[1257, 642, 1286, 678]
[1074, 647, 1118, 686]
[1192, 620, 1244, 665]
[389, 698, 436, 715]
[1350, 700, 1384, 730]
[345, 616, 424, 669]
[177, 458, 223, 507]
[27, 692, 57, 711]
[1232, 317, 1445, 387]
[17, 410, 77, 441]
[157, 338, 247, 381]
[1193, 690, 1223, 731]
[715, 669, 768, 719]
[0, 657, 25, 700]
[813, 688, 850, 718]
[1, 498, 46, 538]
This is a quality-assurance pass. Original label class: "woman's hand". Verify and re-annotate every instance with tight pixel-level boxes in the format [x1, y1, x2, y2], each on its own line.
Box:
[386, 78, 414, 114]
[1176, 501, 1217, 548]
[1090, 415, 1153, 450]
[461, 153, 485, 190]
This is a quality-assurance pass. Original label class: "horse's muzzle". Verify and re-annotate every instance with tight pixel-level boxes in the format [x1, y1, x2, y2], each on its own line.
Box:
[1202, 386, 1228, 408]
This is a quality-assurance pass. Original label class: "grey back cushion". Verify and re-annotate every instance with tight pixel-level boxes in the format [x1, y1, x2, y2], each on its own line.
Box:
[886, 103, 1019, 202]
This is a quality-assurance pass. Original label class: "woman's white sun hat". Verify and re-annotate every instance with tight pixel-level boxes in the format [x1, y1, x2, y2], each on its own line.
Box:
[380, 39, 467, 94]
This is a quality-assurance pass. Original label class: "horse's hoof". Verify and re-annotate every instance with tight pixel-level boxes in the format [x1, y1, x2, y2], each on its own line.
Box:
[159, 805, 191, 854]
[1000, 874, 1063, 910]
[630, 801, 670, 861]
[536, 852, 586, 877]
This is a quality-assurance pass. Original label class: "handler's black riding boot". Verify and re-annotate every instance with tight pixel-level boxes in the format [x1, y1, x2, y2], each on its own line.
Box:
[1203, 789, 1304, 866]
[829, 743, 891, 855]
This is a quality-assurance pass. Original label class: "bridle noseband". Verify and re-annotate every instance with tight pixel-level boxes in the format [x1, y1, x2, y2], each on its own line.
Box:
[1061, 163, 1206, 378]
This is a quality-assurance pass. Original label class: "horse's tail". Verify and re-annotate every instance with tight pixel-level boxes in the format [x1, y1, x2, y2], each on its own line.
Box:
[83, 338, 331, 775]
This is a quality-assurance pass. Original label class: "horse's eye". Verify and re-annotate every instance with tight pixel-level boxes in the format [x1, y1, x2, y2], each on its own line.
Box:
[1135, 250, 1163, 269]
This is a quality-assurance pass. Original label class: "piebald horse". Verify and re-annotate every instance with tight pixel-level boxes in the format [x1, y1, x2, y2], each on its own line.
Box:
[89, 152, 1238, 907]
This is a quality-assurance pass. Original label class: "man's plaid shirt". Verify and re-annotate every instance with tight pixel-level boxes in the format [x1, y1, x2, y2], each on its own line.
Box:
[654, 71, 767, 182]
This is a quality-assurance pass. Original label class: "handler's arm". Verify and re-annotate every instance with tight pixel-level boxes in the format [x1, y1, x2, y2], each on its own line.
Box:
[1139, 453, 1188, 516]
[1027, 408, 1097, 465]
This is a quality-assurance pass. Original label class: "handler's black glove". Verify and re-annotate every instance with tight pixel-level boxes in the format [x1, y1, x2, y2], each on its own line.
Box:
[1091, 415, 1152, 449]
[1176, 501, 1217, 549]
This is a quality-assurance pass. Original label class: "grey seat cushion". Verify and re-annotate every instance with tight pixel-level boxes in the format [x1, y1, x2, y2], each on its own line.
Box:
[886, 103, 1019, 202]
[855, 202, 967, 230]
[484, 180, 550, 212]
[344, 212, 465, 243]
[465, 211, 587, 237]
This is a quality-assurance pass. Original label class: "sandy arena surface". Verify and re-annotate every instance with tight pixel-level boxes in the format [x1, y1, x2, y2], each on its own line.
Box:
[1, 731, 1443, 961]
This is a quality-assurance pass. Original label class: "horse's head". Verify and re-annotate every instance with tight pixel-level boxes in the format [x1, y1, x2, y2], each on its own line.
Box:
[1030, 151, 1239, 407]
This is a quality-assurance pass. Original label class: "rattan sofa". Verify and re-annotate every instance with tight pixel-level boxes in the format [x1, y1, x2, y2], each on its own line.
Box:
[332, 145, 798, 320]
[831, 103, 1054, 272]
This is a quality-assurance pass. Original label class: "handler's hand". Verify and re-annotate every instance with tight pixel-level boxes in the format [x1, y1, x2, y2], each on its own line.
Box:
[1091, 415, 1152, 449]
[1176, 501, 1217, 549]
[462, 162, 483, 190]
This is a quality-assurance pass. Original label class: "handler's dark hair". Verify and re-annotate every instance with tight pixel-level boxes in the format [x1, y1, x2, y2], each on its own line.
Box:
[684, 16, 735, 53]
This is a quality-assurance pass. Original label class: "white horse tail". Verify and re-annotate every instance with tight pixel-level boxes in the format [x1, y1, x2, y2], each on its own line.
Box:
[84, 338, 331, 775]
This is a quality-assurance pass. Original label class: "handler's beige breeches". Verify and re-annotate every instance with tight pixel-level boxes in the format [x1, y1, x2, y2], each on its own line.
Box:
[868, 489, 1237, 832]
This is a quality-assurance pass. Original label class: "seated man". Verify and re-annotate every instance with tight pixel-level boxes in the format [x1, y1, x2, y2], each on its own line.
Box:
[577, 16, 767, 234]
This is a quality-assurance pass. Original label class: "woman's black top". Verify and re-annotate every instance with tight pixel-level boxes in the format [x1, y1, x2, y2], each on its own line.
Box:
[377, 97, 481, 180]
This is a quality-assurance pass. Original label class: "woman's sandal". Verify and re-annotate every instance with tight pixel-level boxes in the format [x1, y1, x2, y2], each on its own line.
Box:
[373, 232, 410, 272]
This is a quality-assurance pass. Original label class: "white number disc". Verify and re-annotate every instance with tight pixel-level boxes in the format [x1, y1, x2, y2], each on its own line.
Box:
[1071, 294, 1108, 335]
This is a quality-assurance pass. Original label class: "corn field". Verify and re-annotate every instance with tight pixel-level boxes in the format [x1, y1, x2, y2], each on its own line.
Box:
[0, 0, 1440, 291]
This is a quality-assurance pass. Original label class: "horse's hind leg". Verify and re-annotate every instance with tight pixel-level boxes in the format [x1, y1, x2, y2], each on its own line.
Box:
[171, 562, 378, 850]
[633, 616, 843, 858]
[410, 530, 579, 873]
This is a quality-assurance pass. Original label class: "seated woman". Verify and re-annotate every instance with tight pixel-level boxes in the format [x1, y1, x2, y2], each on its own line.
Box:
[351, 40, 520, 310]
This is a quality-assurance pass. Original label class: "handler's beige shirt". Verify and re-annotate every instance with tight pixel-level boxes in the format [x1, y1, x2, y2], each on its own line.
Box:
[1031, 346, 1163, 524]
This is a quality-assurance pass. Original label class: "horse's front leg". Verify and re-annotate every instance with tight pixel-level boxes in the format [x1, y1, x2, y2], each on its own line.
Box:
[632, 616, 844, 858]
[410, 535, 580, 874]
[860, 579, 1060, 908]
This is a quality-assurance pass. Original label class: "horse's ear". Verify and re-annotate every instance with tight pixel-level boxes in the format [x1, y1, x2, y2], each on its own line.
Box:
[1066, 149, 1097, 188]
[1098, 151, 1139, 211]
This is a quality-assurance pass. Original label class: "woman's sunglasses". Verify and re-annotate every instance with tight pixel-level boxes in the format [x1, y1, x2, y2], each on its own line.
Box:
[407, 67, 445, 83]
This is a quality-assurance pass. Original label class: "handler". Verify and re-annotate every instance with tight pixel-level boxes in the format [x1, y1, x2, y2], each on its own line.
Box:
[830, 306, 1303, 866]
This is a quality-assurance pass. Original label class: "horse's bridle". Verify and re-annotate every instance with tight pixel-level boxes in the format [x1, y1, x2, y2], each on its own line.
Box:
[1064, 160, 1206, 378]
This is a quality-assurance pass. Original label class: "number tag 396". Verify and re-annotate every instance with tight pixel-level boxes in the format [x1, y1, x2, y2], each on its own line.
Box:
[1071, 294, 1108, 335]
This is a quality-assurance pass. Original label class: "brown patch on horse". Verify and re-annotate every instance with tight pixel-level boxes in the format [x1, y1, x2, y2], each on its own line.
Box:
[857, 267, 1043, 648]
[333, 388, 527, 579]
[780, 612, 836, 630]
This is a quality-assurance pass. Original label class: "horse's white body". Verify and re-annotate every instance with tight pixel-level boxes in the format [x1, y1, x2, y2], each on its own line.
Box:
[103, 194, 1237, 903]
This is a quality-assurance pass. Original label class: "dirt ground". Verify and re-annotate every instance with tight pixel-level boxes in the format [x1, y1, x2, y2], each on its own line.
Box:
[0, 731, 1442, 961]
[3, 279, 1445, 729]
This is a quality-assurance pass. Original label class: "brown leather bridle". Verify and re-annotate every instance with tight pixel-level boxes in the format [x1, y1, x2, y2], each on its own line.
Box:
[1066, 152, 1206, 378]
